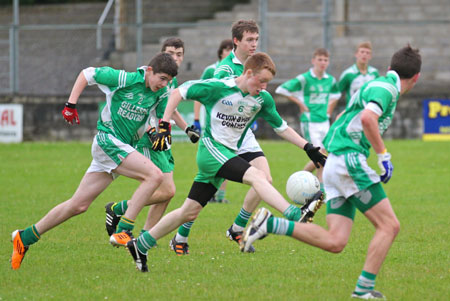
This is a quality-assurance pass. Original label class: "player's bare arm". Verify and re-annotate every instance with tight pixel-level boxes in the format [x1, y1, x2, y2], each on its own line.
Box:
[361, 108, 386, 154]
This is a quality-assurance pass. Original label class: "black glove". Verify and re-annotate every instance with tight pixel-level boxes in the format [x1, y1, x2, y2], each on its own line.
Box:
[185, 125, 200, 143]
[304, 143, 327, 168]
[146, 126, 157, 143]
[151, 120, 172, 151]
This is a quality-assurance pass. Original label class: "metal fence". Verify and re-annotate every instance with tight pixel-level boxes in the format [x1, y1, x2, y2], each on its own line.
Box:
[1, 0, 449, 95]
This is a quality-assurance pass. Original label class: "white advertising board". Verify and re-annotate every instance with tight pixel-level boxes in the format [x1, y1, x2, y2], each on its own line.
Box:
[0, 104, 23, 143]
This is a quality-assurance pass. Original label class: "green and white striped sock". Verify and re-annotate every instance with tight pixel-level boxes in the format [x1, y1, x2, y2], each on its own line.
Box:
[354, 270, 376, 295]
[267, 216, 295, 236]
[112, 200, 128, 216]
[137, 231, 157, 255]
[232, 208, 252, 231]
[283, 205, 302, 222]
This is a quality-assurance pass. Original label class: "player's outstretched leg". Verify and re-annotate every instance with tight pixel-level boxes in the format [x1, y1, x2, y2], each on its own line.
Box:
[10, 230, 29, 270]
[299, 191, 325, 223]
[240, 207, 272, 252]
[126, 239, 148, 272]
[351, 290, 386, 300]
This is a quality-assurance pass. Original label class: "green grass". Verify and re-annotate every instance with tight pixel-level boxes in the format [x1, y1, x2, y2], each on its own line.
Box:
[0, 140, 449, 300]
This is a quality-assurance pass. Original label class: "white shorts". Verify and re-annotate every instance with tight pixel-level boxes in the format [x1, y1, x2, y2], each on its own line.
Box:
[323, 153, 380, 202]
[86, 132, 136, 177]
[300, 120, 330, 149]
[236, 129, 262, 155]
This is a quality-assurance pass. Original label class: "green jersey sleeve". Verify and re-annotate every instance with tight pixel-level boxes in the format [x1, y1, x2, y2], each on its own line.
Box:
[83, 66, 142, 91]
[201, 65, 216, 80]
[276, 77, 303, 97]
[338, 72, 350, 93]
[363, 86, 394, 113]
[330, 77, 342, 99]
[258, 91, 288, 132]
[179, 79, 223, 105]
[213, 65, 233, 79]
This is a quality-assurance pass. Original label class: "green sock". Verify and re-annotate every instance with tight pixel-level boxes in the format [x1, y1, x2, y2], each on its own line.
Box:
[234, 208, 252, 228]
[116, 216, 135, 233]
[215, 189, 226, 201]
[140, 229, 147, 235]
[137, 231, 157, 254]
[354, 270, 376, 295]
[178, 221, 194, 237]
[320, 182, 324, 193]
[267, 216, 295, 236]
[113, 200, 128, 216]
[21, 225, 41, 246]
[283, 205, 302, 222]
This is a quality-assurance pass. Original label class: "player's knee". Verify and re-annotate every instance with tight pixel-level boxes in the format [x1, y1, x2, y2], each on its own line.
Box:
[391, 218, 400, 237]
[67, 200, 90, 215]
[378, 217, 400, 238]
[265, 173, 273, 184]
[182, 209, 199, 222]
[166, 184, 176, 200]
[328, 239, 347, 253]
[143, 168, 163, 185]
[250, 168, 267, 184]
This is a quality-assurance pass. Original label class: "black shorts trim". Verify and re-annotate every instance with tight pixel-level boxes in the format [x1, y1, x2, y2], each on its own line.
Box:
[238, 151, 265, 163]
[217, 156, 251, 183]
[188, 181, 217, 207]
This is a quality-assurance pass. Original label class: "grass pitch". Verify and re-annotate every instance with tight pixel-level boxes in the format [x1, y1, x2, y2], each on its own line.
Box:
[0, 140, 449, 300]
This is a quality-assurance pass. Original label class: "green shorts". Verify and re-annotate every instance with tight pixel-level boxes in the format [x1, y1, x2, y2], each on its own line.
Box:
[194, 137, 238, 189]
[136, 145, 174, 173]
[326, 182, 387, 220]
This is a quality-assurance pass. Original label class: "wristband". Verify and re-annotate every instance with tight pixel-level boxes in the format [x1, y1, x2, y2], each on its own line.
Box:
[65, 102, 76, 109]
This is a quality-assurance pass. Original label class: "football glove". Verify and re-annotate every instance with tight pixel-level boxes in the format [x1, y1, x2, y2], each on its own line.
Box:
[61, 102, 80, 125]
[146, 126, 157, 143]
[151, 120, 171, 151]
[193, 119, 201, 135]
[185, 125, 200, 143]
[377, 151, 393, 183]
[304, 143, 327, 168]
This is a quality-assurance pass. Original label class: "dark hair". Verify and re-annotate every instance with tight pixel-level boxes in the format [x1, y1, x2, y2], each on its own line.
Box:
[161, 37, 185, 53]
[231, 20, 259, 48]
[390, 44, 421, 79]
[148, 53, 178, 77]
[244, 52, 276, 76]
[217, 39, 233, 60]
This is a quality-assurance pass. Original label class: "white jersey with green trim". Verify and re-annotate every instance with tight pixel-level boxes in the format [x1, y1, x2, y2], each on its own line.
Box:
[83, 66, 166, 145]
[338, 64, 379, 106]
[323, 71, 401, 158]
[178, 77, 287, 151]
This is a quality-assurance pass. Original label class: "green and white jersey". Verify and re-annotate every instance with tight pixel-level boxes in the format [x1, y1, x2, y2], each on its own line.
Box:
[323, 70, 401, 157]
[84, 66, 166, 145]
[178, 77, 288, 151]
[339, 64, 379, 106]
[201, 61, 219, 80]
[168, 77, 179, 91]
[214, 51, 243, 79]
[275, 69, 341, 122]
